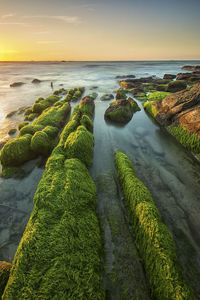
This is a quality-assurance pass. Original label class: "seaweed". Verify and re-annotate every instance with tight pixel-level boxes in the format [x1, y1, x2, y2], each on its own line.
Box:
[167, 125, 200, 154]
[147, 91, 171, 101]
[0, 261, 12, 298]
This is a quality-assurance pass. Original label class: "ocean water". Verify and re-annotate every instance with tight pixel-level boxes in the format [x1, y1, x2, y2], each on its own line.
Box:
[0, 60, 200, 298]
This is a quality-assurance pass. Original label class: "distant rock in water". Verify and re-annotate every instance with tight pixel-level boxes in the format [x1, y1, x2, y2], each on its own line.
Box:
[115, 75, 136, 79]
[6, 110, 17, 118]
[163, 74, 176, 80]
[8, 128, 17, 135]
[100, 94, 114, 101]
[176, 72, 200, 83]
[10, 82, 25, 88]
[32, 79, 41, 84]
[182, 65, 200, 71]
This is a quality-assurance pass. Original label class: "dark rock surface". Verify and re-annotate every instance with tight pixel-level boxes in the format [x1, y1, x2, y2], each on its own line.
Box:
[165, 80, 187, 93]
[10, 82, 25, 88]
[32, 79, 41, 84]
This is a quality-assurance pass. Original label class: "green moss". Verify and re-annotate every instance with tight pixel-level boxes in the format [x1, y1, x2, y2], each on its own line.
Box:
[167, 125, 200, 154]
[24, 113, 39, 121]
[64, 125, 94, 168]
[33, 102, 70, 128]
[80, 114, 93, 132]
[144, 101, 159, 118]
[53, 88, 66, 95]
[3, 156, 104, 300]
[116, 89, 127, 99]
[0, 134, 34, 167]
[114, 151, 195, 300]
[18, 124, 44, 136]
[72, 90, 82, 101]
[0, 261, 12, 298]
[30, 131, 50, 156]
[42, 126, 59, 138]
[147, 91, 171, 101]
[18, 121, 29, 131]
[24, 108, 32, 116]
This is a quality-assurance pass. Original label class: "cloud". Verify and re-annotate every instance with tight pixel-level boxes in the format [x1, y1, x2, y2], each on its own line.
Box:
[1, 13, 15, 19]
[23, 15, 82, 25]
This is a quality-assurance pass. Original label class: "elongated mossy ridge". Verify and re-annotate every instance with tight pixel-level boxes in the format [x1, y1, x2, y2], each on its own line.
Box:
[18, 121, 29, 131]
[80, 114, 93, 132]
[2, 157, 105, 300]
[167, 125, 200, 154]
[0, 261, 12, 298]
[114, 151, 195, 300]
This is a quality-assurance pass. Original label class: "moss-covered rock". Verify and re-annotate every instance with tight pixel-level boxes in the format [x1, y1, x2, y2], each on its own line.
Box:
[0, 134, 34, 167]
[114, 151, 195, 300]
[24, 108, 32, 116]
[143, 101, 159, 118]
[18, 124, 44, 136]
[64, 125, 94, 168]
[147, 91, 171, 101]
[30, 131, 50, 156]
[166, 80, 187, 92]
[42, 126, 59, 138]
[105, 98, 139, 124]
[0, 261, 12, 298]
[18, 121, 29, 131]
[24, 113, 39, 121]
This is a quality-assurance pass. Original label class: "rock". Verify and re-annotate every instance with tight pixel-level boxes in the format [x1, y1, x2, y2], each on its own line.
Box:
[100, 94, 114, 101]
[144, 84, 200, 157]
[32, 79, 41, 84]
[8, 128, 17, 135]
[165, 80, 187, 93]
[105, 97, 140, 123]
[163, 74, 176, 80]
[10, 82, 25, 87]
[116, 89, 127, 100]
[6, 110, 17, 118]
[151, 84, 200, 130]
[176, 72, 200, 83]
[156, 85, 167, 92]
[115, 75, 136, 79]
[90, 86, 98, 89]
[0, 137, 9, 150]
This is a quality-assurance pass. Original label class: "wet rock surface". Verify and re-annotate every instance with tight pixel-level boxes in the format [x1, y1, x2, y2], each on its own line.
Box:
[155, 83, 200, 133]
[10, 82, 25, 88]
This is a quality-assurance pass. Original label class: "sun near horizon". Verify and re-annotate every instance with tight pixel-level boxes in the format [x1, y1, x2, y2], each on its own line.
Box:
[0, 0, 200, 62]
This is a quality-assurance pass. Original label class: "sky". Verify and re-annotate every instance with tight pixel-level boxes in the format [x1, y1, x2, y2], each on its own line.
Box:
[0, 0, 200, 61]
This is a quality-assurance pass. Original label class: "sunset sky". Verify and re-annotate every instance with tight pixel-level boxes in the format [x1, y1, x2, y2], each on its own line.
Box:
[0, 0, 200, 61]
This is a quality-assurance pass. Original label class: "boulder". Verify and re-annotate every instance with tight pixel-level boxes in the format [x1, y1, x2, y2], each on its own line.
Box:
[176, 72, 200, 82]
[105, 97, 140, 124]
[163, 74, 176, 80]
[10, 82, 25, 87]
[165, 80, 187, 93]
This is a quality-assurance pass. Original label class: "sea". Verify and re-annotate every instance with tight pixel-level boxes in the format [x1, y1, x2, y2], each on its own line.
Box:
[0, 60, 200, 298]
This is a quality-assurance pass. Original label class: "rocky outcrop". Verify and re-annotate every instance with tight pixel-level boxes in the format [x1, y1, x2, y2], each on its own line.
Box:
[144, 84, 200, 158]
[176, 72, 200, 83]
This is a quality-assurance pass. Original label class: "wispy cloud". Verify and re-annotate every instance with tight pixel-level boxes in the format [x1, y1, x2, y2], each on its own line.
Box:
[1, 13, 15, 19]
[36, 41, 62, 44]
[0, 22, 30, 27]
[23, 15, 82, 25]
[34, 31, 50, 35]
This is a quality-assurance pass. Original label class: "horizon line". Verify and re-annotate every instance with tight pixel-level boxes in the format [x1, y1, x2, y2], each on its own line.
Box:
[0, 59, 200, 63]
